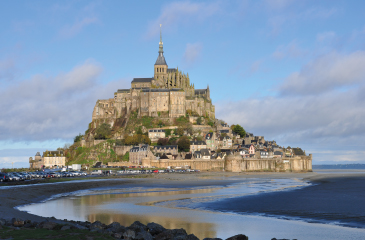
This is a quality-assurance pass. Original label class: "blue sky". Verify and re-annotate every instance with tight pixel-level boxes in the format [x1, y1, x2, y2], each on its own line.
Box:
[1, 0, 365, 168]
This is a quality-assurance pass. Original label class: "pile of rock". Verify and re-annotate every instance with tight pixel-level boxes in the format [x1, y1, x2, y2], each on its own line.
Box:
[0, 217, 253, 240]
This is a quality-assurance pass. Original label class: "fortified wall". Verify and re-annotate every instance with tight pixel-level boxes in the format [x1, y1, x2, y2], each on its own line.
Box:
[140, 154, 312, 172]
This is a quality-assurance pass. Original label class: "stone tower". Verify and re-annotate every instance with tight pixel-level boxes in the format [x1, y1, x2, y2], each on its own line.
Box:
[154, 24, 168, 86]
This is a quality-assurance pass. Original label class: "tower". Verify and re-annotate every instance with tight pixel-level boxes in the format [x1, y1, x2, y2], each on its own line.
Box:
[154, 24, 168, 86]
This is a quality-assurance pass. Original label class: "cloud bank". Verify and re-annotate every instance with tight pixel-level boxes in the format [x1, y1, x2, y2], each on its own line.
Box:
[0, 60, 128, 142]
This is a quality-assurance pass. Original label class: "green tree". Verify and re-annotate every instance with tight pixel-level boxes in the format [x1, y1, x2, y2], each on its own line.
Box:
[197, 117, 202, 125]
[176, 127, 184, 136]
[207, 120, 214, 127]
[74, 133, 83, 143]
[95, 123, 112, 139]
[157, 138, 169, 146]
[178, 136, 190, 152]
[232, 124, 246, 138]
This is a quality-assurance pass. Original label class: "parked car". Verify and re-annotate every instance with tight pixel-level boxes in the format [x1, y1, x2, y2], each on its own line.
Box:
[8, 173, 20, 181]
[0, 173, 10, 182]
[91, 170, 103, 175]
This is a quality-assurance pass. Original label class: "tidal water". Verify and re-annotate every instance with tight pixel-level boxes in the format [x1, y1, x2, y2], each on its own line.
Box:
[18, 176, 365, 240]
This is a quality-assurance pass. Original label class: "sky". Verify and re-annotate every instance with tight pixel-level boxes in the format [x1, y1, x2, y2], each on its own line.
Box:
[1, 0, 365, 168]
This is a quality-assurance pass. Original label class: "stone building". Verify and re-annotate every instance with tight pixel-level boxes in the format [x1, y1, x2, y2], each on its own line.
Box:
[29, 152, 43, 169]
[190, 141, 207, 152]
[153, 145, 178, 155]
[148, 129, 166, 142]
[42, 150, 67, 168]
[91, 27, 215, 127]
[129, 145, 154, 165]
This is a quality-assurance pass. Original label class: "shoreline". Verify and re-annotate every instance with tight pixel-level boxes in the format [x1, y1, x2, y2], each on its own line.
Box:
[1, 172, 316, 222]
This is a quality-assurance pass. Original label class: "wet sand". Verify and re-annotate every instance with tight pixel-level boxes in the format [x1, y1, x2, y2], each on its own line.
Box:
[203, 173, 365, 228]
[0, 172, 316, 221]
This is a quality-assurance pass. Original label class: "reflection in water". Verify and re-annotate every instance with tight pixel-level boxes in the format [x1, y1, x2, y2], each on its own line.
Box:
[18, 178, 365, 240]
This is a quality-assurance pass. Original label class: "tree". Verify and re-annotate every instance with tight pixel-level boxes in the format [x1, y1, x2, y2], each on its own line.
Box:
[207, 120, 214, 127]
[95, 123, 112, 139]
[197, 117, 202, 125]
[157, 138, 169, 146]
[168, 137, 178, 145]
[177, 136, 190, 152]
[232, 124, 246, 138]
[74, 133, 84, 143]
[175, 127, 184, 136]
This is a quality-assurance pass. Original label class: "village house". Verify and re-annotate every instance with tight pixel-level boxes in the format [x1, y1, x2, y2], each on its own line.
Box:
[153, 145, 178, 155]
[205, 132, 217, 150]
[42, 150, 66, 168]
[190, 141, 207, 152]
[129, 145, 153, 165]
[148, 129, 166, 142]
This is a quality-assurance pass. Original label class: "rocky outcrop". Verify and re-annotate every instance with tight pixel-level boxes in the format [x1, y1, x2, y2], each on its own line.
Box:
[0, 217, 298, 240]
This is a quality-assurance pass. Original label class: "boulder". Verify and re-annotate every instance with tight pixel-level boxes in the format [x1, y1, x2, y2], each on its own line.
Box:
[147, 222, 166, 235]
[203, 238, 222, 240]
[226, 234, 249, 240]
[11, 218, 24, 227]
[129, 221, 148, 233]
[42, 222, 58, 230]
[187, 234, 200, 240]
[61, 225, 71, 231]
[135, 231, 153, 240]
[90, 221, 105, 230]
[123, 229, 136, 240]
[155, 228, 188, 240]
[114, 232, 123, 239]
[108, 222, 121, 229]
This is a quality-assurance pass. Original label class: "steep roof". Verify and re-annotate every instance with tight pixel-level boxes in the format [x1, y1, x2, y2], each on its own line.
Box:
[131, 78, 153, 83]
[155, 53, 167, 65]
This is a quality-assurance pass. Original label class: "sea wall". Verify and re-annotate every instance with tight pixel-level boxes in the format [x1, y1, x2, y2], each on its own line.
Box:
[142, 155, 312, 172]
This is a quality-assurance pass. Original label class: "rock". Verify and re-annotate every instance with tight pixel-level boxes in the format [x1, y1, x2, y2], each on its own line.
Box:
[0, 225, 2, 230]
[0, 218, 6, 226]
[114, 232, 123, 239]
[73, 224, 88, 230]
[90, 221, 105, 230]
[147, 222, 166, 235]
[23, 223, 33, 228]
[12, 218, 24, 227]
[155, 229, 188, 240]
[61, 225, 71, 231]
[42, 222, 58, 230]
[104, 228, 114, 235]
[115, 225, 127, 234]
[226, 234, 249, 240]
[203, 238, 223, 240]
[123, 229, 136, 240]
[187, 234, 200, 240]
[107, 222, 121, 229]
[129, 221, 148, 233]
[135, 231, 153, 240]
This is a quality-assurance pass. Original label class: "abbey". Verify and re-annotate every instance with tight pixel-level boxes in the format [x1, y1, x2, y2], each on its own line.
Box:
[92, 29, 215, 124]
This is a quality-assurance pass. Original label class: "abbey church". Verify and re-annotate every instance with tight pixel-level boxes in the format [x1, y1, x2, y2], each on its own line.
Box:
[92, 28, 215, 123]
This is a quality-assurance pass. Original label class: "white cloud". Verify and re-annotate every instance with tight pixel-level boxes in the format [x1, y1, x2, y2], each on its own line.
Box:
[59, 17, 98, 38]
[183, 43, 203, 66]
[145, 1, 221, 38]
[0, 58, 16, 81]
[0, 60, 129, 142]
[279, 51, 365, 95]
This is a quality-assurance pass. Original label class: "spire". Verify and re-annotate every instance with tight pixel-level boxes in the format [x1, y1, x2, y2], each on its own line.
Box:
[155, 24, 167, 65]
[159, 24, 163, 54]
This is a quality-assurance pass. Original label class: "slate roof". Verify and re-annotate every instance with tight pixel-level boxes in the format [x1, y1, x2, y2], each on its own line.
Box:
[205, 132, 213, 139]
[219, 130, 229, 133]
[141, 88, 183, 92]
[160, 153, 169, 159]
[195, 89, 207, 95]
[149, 129, 166, 133]
[117, 89, 130, 93]
[167, 68, 177, 72]
[201, 149, 210, 156]
[190, 141, 206, 145]
[154, 145, 177, 150]
[131, 78, 153, 83]
[155, 53, 167, 65]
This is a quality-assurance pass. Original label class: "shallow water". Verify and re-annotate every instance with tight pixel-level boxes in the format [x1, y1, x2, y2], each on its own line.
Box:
[18, 177, 365, 240]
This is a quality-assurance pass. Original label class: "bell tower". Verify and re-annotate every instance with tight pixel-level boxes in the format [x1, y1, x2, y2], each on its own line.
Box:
[154, 24, 168, 86]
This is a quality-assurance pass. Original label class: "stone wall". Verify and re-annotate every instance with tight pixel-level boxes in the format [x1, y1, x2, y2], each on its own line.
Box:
[142, 155, 312, 172]
[113, 145, 132, 156]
